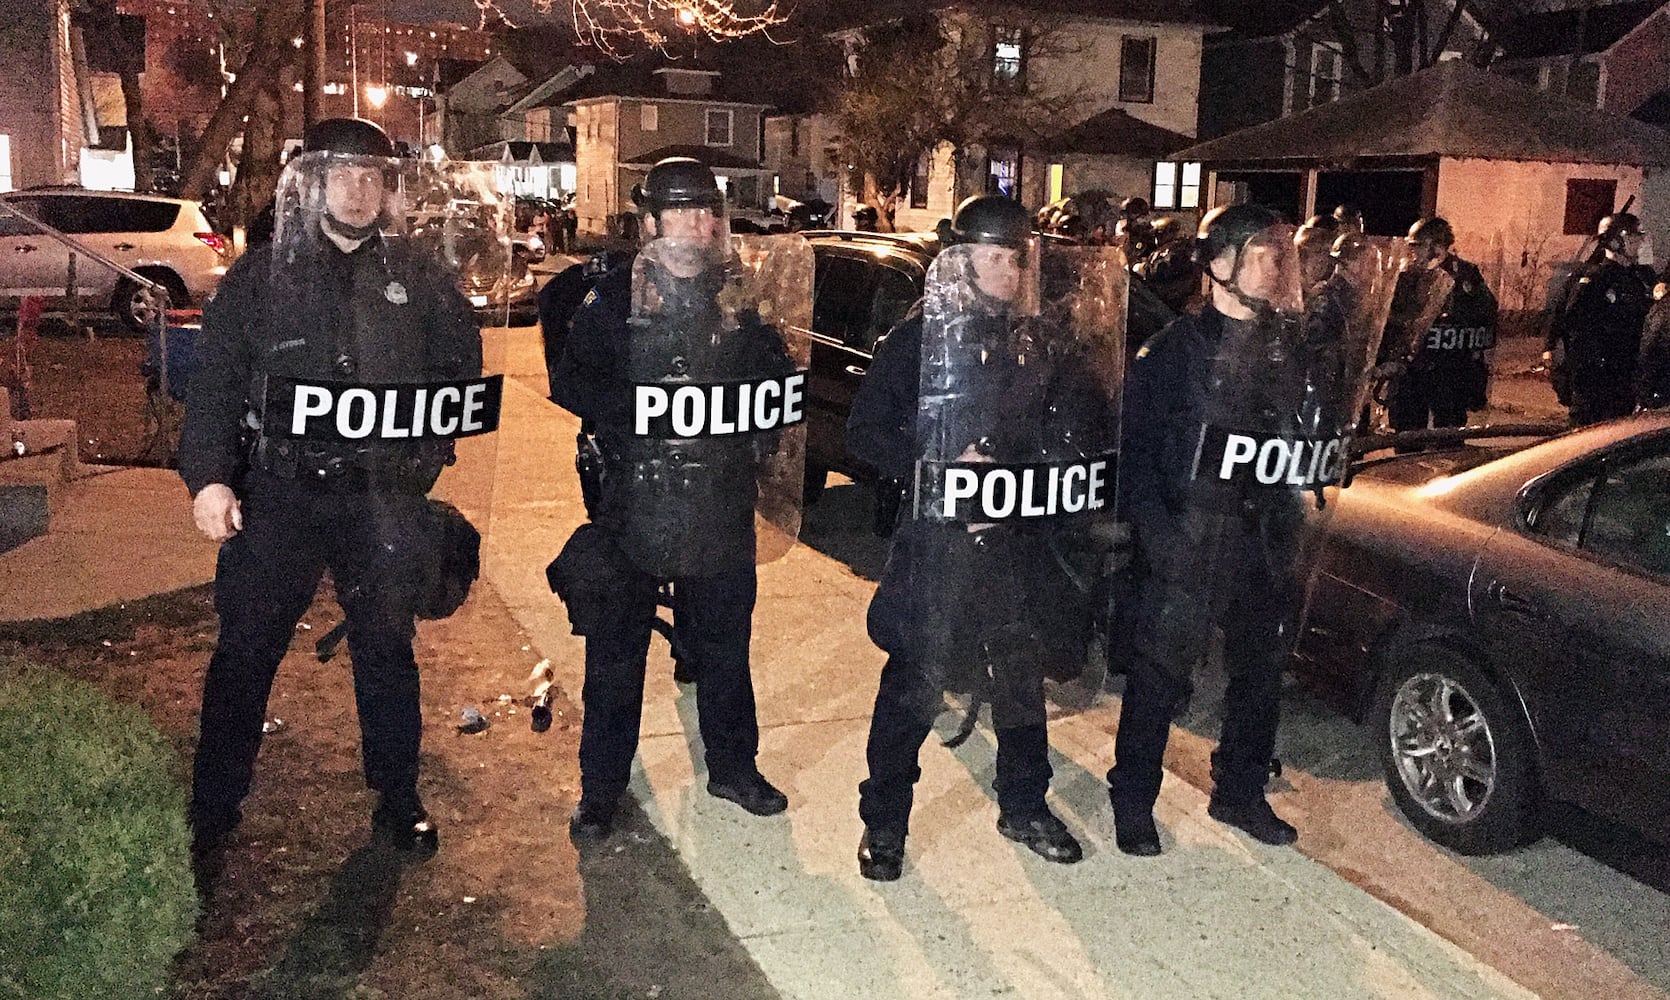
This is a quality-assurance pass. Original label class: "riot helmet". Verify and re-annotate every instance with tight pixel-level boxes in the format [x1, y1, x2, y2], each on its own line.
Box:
[1332, 203, 1364, 233]
[1295, 215, 1341, 285]
[303, 117, 397, 158]
[1406, 216, 1454, 248]
[1151, 216, 1185, 246]
[630, 157, 727, 277]
[631, 157, 725, 220]
[939, 195, 1040, 313]
[1120, 196, 1150, 217]
[283, 118, 401, 244]
[853, 205, 880, 231]
[1194, 203, 1300, 316]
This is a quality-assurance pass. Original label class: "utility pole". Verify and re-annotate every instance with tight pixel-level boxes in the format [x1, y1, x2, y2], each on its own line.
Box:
[303, 0, 326, 131]
[351, 3, 360, 119]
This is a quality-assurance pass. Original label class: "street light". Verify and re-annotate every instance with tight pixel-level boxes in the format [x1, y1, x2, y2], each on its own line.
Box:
[365, 85, 388, 109]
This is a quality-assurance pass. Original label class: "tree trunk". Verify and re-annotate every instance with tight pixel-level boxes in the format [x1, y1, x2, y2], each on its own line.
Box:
[228, 75, 286, 230]
[82, 0, 155, 191]
[179, 0, 304, 202]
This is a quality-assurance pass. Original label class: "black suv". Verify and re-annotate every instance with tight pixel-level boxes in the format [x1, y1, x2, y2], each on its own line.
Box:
[799, 230, 939, 495]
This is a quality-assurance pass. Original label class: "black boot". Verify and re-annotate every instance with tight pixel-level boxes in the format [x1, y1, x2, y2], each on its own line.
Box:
[1109, 796, 1163, 857]
[996, 809, 1083, 864]
[372, 795, 439, 857]
[1207, 796, 1297, 846]
[708, 771, 788, 816]
[568, 796, 617, 843]
[858, 827, 905, 881]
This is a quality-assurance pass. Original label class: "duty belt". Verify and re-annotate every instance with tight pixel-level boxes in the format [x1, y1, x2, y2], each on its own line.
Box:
[251, 433, 434, 493]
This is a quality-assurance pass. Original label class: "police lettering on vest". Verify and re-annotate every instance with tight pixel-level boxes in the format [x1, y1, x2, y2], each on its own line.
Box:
[1195, 425, 1348, 488]
[917, 455, 1113, 523]
[1424, 325, 1494, 351]
[632, 372, 807, 438]
[263, 375, 504, 440]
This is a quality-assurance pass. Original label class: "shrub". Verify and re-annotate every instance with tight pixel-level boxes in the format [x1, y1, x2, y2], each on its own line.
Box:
[0, 662, 196, 999]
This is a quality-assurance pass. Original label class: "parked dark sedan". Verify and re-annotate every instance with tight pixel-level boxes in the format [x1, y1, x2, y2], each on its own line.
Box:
[1294, 414, 1670, 853]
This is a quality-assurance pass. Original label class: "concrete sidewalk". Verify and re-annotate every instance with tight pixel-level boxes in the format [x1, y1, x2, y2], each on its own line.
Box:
[461, 327, 1541, 1000]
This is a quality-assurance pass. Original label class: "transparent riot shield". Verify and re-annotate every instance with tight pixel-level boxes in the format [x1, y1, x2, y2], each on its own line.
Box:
[1368, 257, 1457, 432]
[245, 151, 507, 641]
[607, 223, 812, 579]
[729, 233, 814, 562]
[908, 239, 1126, 728]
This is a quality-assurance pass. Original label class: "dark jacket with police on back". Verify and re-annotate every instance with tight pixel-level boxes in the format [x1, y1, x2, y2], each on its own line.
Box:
[1547, 260, 1656, 374]
[179, 235, 481, 496]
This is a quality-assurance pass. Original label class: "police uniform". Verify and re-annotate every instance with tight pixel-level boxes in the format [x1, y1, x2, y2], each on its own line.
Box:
[1637, 291, 1670, 410]
[180, 171, 481, 853]
[1388, 256, 1497, 431]
[1549, 259, 1655, 425]
[553, 252, 792, 839]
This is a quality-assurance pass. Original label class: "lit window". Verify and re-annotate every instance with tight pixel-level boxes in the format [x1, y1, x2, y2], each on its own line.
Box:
[1179, 162, 1201, 208]
[987, 146, 1019, 199]
[1152, 162, 1177, 209]
[0, 135, 12, 193]
[705, 109, 733, 146]
[993, 25, 1024, 85]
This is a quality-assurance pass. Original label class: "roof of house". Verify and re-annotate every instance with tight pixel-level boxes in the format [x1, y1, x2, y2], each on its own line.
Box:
[620, 145, 766, 170]
[435, 57, 488, 92]
[1172, 57, 1670, 165]
[1196, 0, 1324, 36]
[1036, 106, 1194, 156]
[1492, 0, 1664, 60]
[1632, 88, 1670, 128]
[465, 140, 575, 164]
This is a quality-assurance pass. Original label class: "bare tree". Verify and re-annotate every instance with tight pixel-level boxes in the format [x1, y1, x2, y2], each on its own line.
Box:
[834, 7, 1088, 215]
[1312, 0, 1496, 89]
[81, 0, 157, 192]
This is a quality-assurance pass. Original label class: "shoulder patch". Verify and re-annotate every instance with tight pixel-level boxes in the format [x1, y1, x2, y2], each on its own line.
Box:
[582, 288, 598, 308]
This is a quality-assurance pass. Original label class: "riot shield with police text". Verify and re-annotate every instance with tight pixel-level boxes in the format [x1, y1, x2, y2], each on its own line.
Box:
[609, 228, 811, 579]
[1368, 259, 1457, 430]
[908, 240, 1126, 728]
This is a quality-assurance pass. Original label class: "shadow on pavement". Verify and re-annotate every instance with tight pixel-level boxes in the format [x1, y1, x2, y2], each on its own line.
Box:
[251, 845, 407, 1000]
[797, 481, 889, 582]
[533, 797, 779, 1000]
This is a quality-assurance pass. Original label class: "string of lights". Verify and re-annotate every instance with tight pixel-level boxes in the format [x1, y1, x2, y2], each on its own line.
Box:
[471, 0, 789, 55]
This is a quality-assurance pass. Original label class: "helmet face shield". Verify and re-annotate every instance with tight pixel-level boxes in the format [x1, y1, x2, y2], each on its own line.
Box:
[275, 152, 403, 248]
[1226, 224, 1303, 315]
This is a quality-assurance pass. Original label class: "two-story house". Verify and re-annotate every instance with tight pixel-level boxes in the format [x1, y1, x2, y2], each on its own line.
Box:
[566, 63, 772, 236]
[1489, 0, 1670, 126]
[0, 0, 95, 192]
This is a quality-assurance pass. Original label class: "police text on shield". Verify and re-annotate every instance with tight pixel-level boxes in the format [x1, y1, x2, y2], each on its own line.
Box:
[265, 375, 504, 440]
[921, 456, 1112, 522]
[1196, 425, 1348, 487]
[632, 372, 807, 438]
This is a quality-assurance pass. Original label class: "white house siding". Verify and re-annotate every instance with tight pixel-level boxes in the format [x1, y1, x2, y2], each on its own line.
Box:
[573, 102, 620, 235]
[1023, 19, 1204, 139]
[890, 142, 959, 233]
[1437, 156, 1648, 311]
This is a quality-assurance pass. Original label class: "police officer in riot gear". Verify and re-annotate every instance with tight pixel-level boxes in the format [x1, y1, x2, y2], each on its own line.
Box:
[1638, 278, 1670, 410]
[1116, 196, 1156, 261]
[1137, 216, 1200, 313]
[1546, 212, 1656, 425]
[850, 195, 1121, 881]
[1112, 204, 1346, 857]
[552, 157, 799, 842]
[1294, 215, 1342, 292]
[180, 118, 485, 861]
[1384, 217, 1497, 431]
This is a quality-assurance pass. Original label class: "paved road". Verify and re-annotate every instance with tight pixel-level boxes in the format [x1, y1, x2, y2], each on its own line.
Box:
[445, 325, 1668, 1000]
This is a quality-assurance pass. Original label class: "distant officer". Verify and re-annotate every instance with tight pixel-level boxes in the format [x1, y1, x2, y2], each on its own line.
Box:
[849, 195, 1123, 880]
[1137, 216, 1200, 313]
[1385, 217, 1497, 431]
[1111, 204, 1373, 856]
[180, 118, 486, 861]
[551, 158, 803, 841]
[853, 205, 880, 232]
[1637, 278, 1670, 410]
[1116, 196, 1156, 261]
[1294, 214, 1342, 292]
[1332, 203, 1364, 234]
[1546, 212, 1656, 425]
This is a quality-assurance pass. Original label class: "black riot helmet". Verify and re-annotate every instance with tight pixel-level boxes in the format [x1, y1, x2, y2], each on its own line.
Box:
[947, 195, 1032, 250]
[1194, 203, 1284, 268]
[1294, 214, 1339, 254]
[302, 117, 396, 158]
[1332, 203, 1364, 232]
[1120, 196, 1150, 217]
[631, 157, 724, 218]
[1598, 211, 1643, 252]
[1406, 216, 1455, 248]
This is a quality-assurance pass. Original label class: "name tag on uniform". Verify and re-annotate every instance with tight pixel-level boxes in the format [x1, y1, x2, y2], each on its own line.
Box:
[1425, 325, 1494, 351]
[916, 455, 1113, 522]
[1194, 425, 1347, 488]
[263, 375, 503, 440]
[632, 371, 807, 438]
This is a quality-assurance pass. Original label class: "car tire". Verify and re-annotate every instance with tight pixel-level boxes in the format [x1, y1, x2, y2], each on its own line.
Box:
[803, 463, 829, 504]
[113, 271, 186, 335]
[1374, 644, 1538, 854]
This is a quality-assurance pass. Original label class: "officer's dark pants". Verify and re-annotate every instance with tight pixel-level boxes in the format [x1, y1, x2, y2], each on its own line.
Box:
[192, 474, 423, 824]
[1569, 366, 1637, 426]
[858, 655, 1052, 836]
[1387, 365, 1470, 434]
[1110, 540, 1286, 814]
[578, 563, 761, 806]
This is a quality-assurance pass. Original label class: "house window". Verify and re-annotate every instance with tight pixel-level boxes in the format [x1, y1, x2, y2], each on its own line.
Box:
[1119, 36, 1157, 103]
[910, 151, 931, 209]
[1309, 46, 1342, 108]
[993, 25, 1025, 87]
[1564, 178, 1617, 236]
[987, 146, 1020, 199]
[1152, 161, 1201, 209]
[705, 109, 733, 146]
[641, 103, 658, 132]
[1048, 162, 1064, 204]
[0, 135, 11, 193]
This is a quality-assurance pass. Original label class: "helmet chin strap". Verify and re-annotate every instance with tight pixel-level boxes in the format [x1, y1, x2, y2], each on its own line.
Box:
[322, 211, 378, 243]
[1206, 269, 1278, 320]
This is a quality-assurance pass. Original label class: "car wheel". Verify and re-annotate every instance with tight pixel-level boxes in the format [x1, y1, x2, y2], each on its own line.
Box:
[1375, 645, 1538, 854]
[802, 463, 829, 504]
[113, 272, 184, 334]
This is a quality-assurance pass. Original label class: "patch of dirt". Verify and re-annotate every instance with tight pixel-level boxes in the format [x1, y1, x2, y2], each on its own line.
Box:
[3, 582, 777, 1000]
[4, 328, 167, 465]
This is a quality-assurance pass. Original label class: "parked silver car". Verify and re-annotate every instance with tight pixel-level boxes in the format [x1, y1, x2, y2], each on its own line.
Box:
[0, 188, 228, 331]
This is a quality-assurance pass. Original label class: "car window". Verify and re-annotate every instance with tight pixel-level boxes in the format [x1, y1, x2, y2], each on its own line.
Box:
[1580, 451, 1670, 577]
[35, 195, 178, 234]
[812, 253, 879, 349]
[0, 197, 46, 236]
[866, 265, 919, 353]
[1530, 472, 1595, 547]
